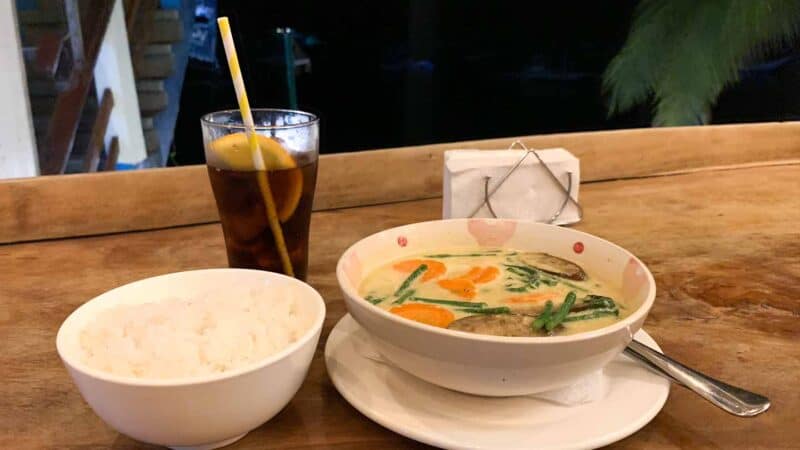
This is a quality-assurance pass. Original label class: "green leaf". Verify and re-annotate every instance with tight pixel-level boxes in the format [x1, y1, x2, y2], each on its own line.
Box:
[604, 0, 800, 126]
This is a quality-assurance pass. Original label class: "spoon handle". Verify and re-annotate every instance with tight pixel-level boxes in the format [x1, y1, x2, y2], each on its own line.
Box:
[624, 340, 770, 417]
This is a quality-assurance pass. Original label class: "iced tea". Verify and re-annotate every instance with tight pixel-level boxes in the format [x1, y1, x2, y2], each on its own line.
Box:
[202, 110, 319, 280]
[207, 161, 317, 280]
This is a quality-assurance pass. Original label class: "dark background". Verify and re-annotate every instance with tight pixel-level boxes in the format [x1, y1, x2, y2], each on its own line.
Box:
[172, 0, 800, 165]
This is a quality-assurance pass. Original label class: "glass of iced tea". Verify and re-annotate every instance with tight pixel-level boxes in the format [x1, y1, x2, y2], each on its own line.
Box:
[201, 109, 318, 280]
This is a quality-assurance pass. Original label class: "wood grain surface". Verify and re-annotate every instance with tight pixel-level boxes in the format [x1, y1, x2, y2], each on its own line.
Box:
[3, 122, 800, 244]
[1, 162, 798, 449]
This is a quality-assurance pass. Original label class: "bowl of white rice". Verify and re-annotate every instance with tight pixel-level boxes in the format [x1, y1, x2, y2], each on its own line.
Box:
[56, 269, 325, 449]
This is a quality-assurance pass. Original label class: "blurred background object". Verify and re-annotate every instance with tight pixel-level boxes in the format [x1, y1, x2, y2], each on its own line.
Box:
[604, 0, 800, 126]
[3, 0, 800, 178]
[6, 0, 188, 177]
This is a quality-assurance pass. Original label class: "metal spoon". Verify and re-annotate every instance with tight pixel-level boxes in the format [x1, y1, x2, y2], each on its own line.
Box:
[624, 340, 771, 417]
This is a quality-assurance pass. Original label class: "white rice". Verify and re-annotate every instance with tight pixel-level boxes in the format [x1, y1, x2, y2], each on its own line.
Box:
[78, 285, 313, 379]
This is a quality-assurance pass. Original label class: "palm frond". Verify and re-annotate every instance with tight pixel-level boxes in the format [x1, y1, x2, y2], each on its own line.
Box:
[603, 1, 682, 115]
[604, 0, 800, 126]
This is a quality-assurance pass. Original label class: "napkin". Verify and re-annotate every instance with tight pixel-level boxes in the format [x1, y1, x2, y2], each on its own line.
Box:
[357, 348, 607, 406]
[534, 370, 608, 406]
[443, 149, 581, 225]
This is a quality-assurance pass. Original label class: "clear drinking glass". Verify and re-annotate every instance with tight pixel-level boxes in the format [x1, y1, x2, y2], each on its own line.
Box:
[201, 109, 319, 280]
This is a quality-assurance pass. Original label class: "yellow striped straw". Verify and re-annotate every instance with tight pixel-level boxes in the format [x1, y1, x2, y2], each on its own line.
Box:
[217, 16, 294, 277]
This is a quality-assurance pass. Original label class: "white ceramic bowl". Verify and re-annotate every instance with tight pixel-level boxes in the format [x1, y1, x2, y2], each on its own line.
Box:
[56, 269, 325, 449]
[337, 219, 655, 397]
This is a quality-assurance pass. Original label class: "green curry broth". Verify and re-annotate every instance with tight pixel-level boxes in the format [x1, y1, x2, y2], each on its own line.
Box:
[358, 248, 633, 336]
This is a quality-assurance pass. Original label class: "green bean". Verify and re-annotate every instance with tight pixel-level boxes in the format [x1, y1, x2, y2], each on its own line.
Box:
[571, 295, 616, 313]
[557, 279, 589, 293]
[545, 291, 577, 332]
[412, 297, 488, 308]
[503, 264, 542, 292]
[531, 300, 554, 330]
[457, 306, 512, 315]
[563, 309, 619, 322]
[539, 277, 559, 287]
[503, 264, 589, 292]
[504, 285, 529, 293]
[503, 264, 586, 291]
[365, 295, 386, 305]
[503, 264, 538, 275]
[505, 266, 534, 278]
[392, 289, 416, 305]
[584, 295, 615, 305]
[393, 264, 427, 296]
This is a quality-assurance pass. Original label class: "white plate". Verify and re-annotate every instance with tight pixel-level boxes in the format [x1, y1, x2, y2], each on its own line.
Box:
[325, 315, 669, 450]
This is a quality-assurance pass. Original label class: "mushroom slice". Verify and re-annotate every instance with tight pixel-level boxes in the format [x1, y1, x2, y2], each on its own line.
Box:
[447, 314, 535, 337]
[518, 252, 587, 281]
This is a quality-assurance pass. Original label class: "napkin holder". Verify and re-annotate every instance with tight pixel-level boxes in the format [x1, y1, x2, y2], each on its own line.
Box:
[443, 142, 582, 225]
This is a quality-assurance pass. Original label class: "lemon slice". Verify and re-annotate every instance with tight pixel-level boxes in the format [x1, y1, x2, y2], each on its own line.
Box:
[209, 132, 303, 222]
[209, 132, 297, 171]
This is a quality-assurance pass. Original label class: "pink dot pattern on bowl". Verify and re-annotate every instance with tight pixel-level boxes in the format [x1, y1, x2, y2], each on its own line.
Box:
[573, 242, 584, 254]
[622, 257, 648, 300]
[467, 219, 517, 247]
[342, 252, 363, 285]
[397, 236, 408, 247]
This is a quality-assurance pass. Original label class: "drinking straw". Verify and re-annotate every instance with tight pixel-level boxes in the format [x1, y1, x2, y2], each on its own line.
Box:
[217, 17, 294, 277]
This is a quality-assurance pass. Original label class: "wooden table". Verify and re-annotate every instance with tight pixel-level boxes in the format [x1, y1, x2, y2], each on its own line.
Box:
[2, 123, 799, 449]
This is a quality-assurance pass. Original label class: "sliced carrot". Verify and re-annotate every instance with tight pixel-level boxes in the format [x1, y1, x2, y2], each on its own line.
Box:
[393, 259, 424, 272]
[421, 260, 447, 281]
[437, 278, 476, 299]
[459, 267, 483, 280]
[473, 266, 500, 284]
[392, 259, 447, 282]
[390, 303, 455, 328]
[505, 292, 556, 304]
[450, 266, 499, 284]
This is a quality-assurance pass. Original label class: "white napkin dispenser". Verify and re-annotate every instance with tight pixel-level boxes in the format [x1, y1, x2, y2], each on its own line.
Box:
[443, 148, 581, 225]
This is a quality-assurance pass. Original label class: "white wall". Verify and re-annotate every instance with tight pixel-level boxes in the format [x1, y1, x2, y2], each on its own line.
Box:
[0, 0, 39, 179]
[93, 0, 146, 167]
